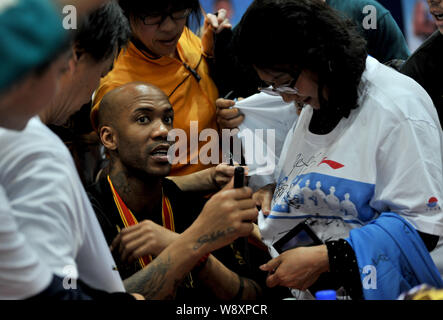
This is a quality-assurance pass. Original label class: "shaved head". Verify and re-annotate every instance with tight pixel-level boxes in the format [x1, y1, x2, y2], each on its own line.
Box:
[97, 81, 174, 177]
[97, 81, 170, 130]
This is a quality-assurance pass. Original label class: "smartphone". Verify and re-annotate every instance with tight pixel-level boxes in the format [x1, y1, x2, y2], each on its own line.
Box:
[273, 220, 322, 254]
[234, 166, 244, 189]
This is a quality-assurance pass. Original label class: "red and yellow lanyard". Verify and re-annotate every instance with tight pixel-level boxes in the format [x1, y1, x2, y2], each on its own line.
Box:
[107, 175, 175, 269]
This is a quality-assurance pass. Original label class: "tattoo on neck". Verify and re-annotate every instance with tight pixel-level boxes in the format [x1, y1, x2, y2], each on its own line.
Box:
[193, 227, 236, 250]
[112, 171, 132, 196]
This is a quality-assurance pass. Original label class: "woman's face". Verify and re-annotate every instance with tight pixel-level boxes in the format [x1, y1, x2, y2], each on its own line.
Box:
[254, 66, 324, 110]
[130, 9, 189, 58]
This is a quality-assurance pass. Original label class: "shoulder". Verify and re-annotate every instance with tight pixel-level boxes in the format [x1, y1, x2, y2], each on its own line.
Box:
[86, 176, 114, 215]
[0, 120, 89, 255]
[179, 27, 203, 55]
[162, 177, 184, 195]
[402, 32, 443, 72]
[328, 0, 389, 18]
[0, 117, 73, 171]
[181, 27, 202, 47]
[359, 57, 439, 128]
[0, 117, 89, 216]
[86, 177, 118, 244]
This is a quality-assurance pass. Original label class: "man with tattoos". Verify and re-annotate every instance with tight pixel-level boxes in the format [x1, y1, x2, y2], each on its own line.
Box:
[87, 82, 277, 300]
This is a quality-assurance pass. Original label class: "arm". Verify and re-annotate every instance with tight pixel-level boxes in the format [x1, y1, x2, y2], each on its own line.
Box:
[114, 223, 263, 300]
[168, 163, 247, 193]
[115, 186, 258, 299]
[0, 189, 53, 299]
[5, 150, 84, 279]
[201, 9, 232, 59]
[113, 220, 263, 300]
[196, 254, 263, 300]
[259, 245, 329, 291]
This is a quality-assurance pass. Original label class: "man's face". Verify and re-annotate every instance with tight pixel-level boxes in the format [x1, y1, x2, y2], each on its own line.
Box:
[52, 50, 115, 126]
[428, 0, 443, 34]
[0, 53, 69, 130]
[114, 88, 174, 177]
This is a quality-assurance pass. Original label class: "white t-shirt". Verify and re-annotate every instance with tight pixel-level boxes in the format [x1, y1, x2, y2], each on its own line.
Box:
[0, 186, 53, 299]
[259, 56, 443, 256]
[0, 117, 125, 294]
[235, 93, 299, 191]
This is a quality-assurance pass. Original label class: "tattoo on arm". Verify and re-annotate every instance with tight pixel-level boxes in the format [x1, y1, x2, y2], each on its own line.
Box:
[123, 254, 172, 299]
[193, 227, 236, 250]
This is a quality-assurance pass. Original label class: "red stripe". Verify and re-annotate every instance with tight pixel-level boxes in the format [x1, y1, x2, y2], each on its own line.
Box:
[162, 197, 172, 230]
[318, 157, 344, 169]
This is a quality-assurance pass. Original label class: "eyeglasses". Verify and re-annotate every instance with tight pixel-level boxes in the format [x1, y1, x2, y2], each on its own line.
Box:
[258, 69, 302, 96]
[140, 8, 191, 26]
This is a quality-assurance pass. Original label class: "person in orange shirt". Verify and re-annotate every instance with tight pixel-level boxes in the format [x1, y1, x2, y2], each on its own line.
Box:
[91, 0, 231, 176]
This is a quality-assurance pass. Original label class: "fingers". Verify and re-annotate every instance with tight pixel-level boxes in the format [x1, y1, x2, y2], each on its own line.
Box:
[116, 224, 147, 251]
[216, 99, 244, 128]
[216, 163, 236, 176]
[217, 115, 245, 130]
[260, 257, 283, 288]
[253, 185, 274, 216]
[130, 245, 155, 264]
[121, 236, 150, 263]
[216, 98, 236, 109]
[216, 19, 232, 34]
[222, 186, 253, 200]
[259, 256, 281, 272]
[221, 176, 234, 191]
[206, 13, 219, 29]
[131, 293, 145, 300]
[218, 107, 242, 120]
[261, 192, 273, 215]
[206, 10, 232, 33]
[236, 198, 257, 210]
[237, 220, 255, 237]
[215, 164, 248, 176]
[238, 207, 259, 223]
[215, 8, 227, 23]
[110, 232, 122, 252]
[265, 272, 282, 288]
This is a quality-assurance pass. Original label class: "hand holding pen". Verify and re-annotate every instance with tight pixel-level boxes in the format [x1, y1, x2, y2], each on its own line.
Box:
[215, 90, 245, 129]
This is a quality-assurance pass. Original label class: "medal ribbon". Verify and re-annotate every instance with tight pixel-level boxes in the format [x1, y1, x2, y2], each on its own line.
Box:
[107, 175, 175, 269]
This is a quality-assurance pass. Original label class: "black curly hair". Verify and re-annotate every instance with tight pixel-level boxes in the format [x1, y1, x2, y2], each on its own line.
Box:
[118, 0, 202, 28]
[75, 1, 131, 62]
[235, 0, 367, 125]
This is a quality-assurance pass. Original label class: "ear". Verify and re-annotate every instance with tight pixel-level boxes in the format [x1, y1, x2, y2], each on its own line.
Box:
[100, 125, 118, 151]
[65, 49, 76, 77]
[73, 43, 87, 65]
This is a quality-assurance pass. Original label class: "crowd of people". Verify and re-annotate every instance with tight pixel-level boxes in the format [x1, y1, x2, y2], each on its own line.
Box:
[0, 0, 442, 301]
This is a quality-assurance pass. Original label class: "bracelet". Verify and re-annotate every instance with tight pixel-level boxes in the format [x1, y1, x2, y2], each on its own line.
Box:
[231, 275, 244, 301]
[325, 239, 363, 300]
[193, 253, 210, 274]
